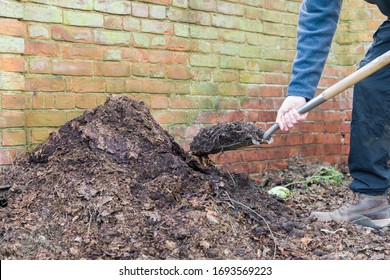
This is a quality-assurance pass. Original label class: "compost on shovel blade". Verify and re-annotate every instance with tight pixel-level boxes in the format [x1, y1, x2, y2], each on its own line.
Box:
[0, 96, 389, 260]
[189, 121, 270, 156]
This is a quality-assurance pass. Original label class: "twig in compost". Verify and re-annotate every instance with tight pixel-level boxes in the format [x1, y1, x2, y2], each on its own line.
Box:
[222, 191, 277, 259]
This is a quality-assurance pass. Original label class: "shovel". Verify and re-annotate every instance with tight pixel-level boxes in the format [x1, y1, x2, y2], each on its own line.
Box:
[190, 50, 390, 156]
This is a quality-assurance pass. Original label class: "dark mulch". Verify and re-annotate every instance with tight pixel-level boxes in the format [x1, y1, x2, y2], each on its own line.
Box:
[0, 96, 388, 260]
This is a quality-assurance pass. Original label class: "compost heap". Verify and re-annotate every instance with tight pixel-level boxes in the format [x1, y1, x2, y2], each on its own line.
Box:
[0, 96, 389, 260]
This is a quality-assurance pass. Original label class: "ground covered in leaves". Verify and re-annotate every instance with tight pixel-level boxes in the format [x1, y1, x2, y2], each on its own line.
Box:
[0, 96, 389, 260]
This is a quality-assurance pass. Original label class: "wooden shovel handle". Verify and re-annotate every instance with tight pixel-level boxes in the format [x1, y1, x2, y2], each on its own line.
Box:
[322, 49, 390, 100]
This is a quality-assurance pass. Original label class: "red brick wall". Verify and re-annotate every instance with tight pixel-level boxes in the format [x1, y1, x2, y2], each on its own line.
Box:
[0, 0, 386, 176]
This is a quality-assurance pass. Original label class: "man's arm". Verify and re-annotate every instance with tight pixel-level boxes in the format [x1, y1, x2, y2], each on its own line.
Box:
[288, 0, 343, 100]
[276, 0, 343, 131]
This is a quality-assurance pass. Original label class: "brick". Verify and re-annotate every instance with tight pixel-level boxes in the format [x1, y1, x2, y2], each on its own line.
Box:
[245, 7, 259, 20]
[247, 33, 279, 47]
[172, 81, 190, 94]
[26, 77, 64, 92]
[2, 130, 26, 146]
[137, 0, 171, 5]
[49, 0, 93, 10]
[263, 22, 294, 37]
[25, 41, 60, 57]
[106, 79, 125, 93]
[150, 5, 167, 19]
[150, 65, 165, 78]
[52, 26, 92, 43]
[213, 42, 240, 56]
[61, 45, 102, 60]
[0, 72, 24, 90]
[123, 18, 141, 31]
[264, 73, 289, 85]
[64, 10, 104, 28]
[215, 97, 240, 110]
[95, 0, 131, 15]
[171, 52, 189, 65]
[190, 54, 218, 67]
[95, 62, 130, 77]
[132, 64, 149, 77]
[96, 95, 108, 106]
[0, 55, 24, 72]
[143, 80, 174, 94]
[213, 70, 238, 82]
[169, 96, 201, 109]
[172, 110, 192, 124]
[189, 0, 216, 11]
[32, 94, 55, 109]
[239, 19, 263, 32]
[190, 26, 218, 39]
[125, 80, 143, 92]
[150, 95, 168, 109]
[31, 128, 55, 144]
[219, 84, 246, 96]
[28, 57, 51, 74]
[24, 3, 62, 23]
[192, 82, 218, 95]
[55, 94, 75, 109]
[172, 0, 188, 8]
[263, 1, 288, 12]
[220, 30, 245, 43]
[52, 60, 93, 76]
[0, 18, 26, 37]
[167, 7, 196, 23]
[0, 35, 24, 54]
[0, 149, 12, 165]
[104, 15, 123, 30]
[150, 110, 173, 124]
[211, 14, 238, 29]
[75, 94, 98, 109]
[150, 35, 166, 48]
[104, 49, 122, 61]
[0, 0, 23, 19]
[140, 49, 171, 64]
[123, 49, 140, 62]
[70, 78, 106, 93]
[220, 56, 246, 69]
[239, 45, 262, 58]
[141, 19, 173, 35]
[132, 33, 149, 48]
[0, 111, 25, 128]
[94, 30, 131, 46]
[2, 94, 29, 109]
[174, 23, 189, 37]
[28, 24, 50, 39]
[25, 111, 68, 127]
[166, 66, 192, 80]
[239, 72, 264, 84]
[217, 1, 244, 16]
[132, 3, 148, 17]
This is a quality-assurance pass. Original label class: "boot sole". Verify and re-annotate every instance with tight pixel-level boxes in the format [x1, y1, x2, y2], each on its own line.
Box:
[352, 216, 390, 229]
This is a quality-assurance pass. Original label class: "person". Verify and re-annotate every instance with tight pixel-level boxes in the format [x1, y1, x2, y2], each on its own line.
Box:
[275, 0, 390, 228]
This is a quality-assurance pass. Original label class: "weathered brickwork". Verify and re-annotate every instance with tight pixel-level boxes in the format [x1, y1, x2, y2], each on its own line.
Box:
[0, 0, 386, 176]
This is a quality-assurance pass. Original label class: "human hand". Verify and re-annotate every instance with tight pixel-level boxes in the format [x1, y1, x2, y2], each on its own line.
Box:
[276, 96, 308, 132]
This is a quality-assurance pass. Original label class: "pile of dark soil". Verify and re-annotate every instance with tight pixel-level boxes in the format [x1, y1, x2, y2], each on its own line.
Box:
[0, 96, 389, 260]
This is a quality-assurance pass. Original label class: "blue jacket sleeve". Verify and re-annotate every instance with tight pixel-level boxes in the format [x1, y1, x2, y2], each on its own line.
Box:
[287, 0, 343, 100]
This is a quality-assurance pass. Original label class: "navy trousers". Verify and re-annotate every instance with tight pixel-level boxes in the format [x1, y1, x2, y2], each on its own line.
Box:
[349, 19, 390, 195]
